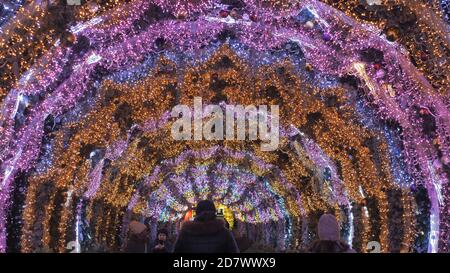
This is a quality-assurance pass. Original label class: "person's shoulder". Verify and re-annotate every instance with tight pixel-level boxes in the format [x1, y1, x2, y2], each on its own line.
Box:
[179, 220, 195, 232]
[220, 226, 235, 238]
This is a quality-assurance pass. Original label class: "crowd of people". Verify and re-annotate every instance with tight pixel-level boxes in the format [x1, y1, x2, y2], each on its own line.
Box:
[123, 200, 356, 253]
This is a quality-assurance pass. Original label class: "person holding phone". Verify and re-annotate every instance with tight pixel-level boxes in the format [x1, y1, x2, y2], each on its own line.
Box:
[151, 228, 172, 253]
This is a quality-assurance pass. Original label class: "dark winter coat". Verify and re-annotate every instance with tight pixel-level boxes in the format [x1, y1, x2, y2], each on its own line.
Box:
[173, 219, 239, 253]
[308, 240, 356, 253]
[150, 240, 173, 253]
[124, 233, 148, 253]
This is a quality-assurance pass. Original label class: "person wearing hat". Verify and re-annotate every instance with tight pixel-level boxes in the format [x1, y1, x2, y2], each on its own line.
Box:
[308, 214, 356, 253]
[151, 228, 173, 253]
[124, 220, 149, 253]
[173, 200, 239, 253]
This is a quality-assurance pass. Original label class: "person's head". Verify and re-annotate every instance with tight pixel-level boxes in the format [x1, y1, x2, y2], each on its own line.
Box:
[195, 200, 216, 221]
[318, 214, 340, 241]
[129, 220, 148, 240]
[309, 214, 351, 253]
[157, 228, 168, 242]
